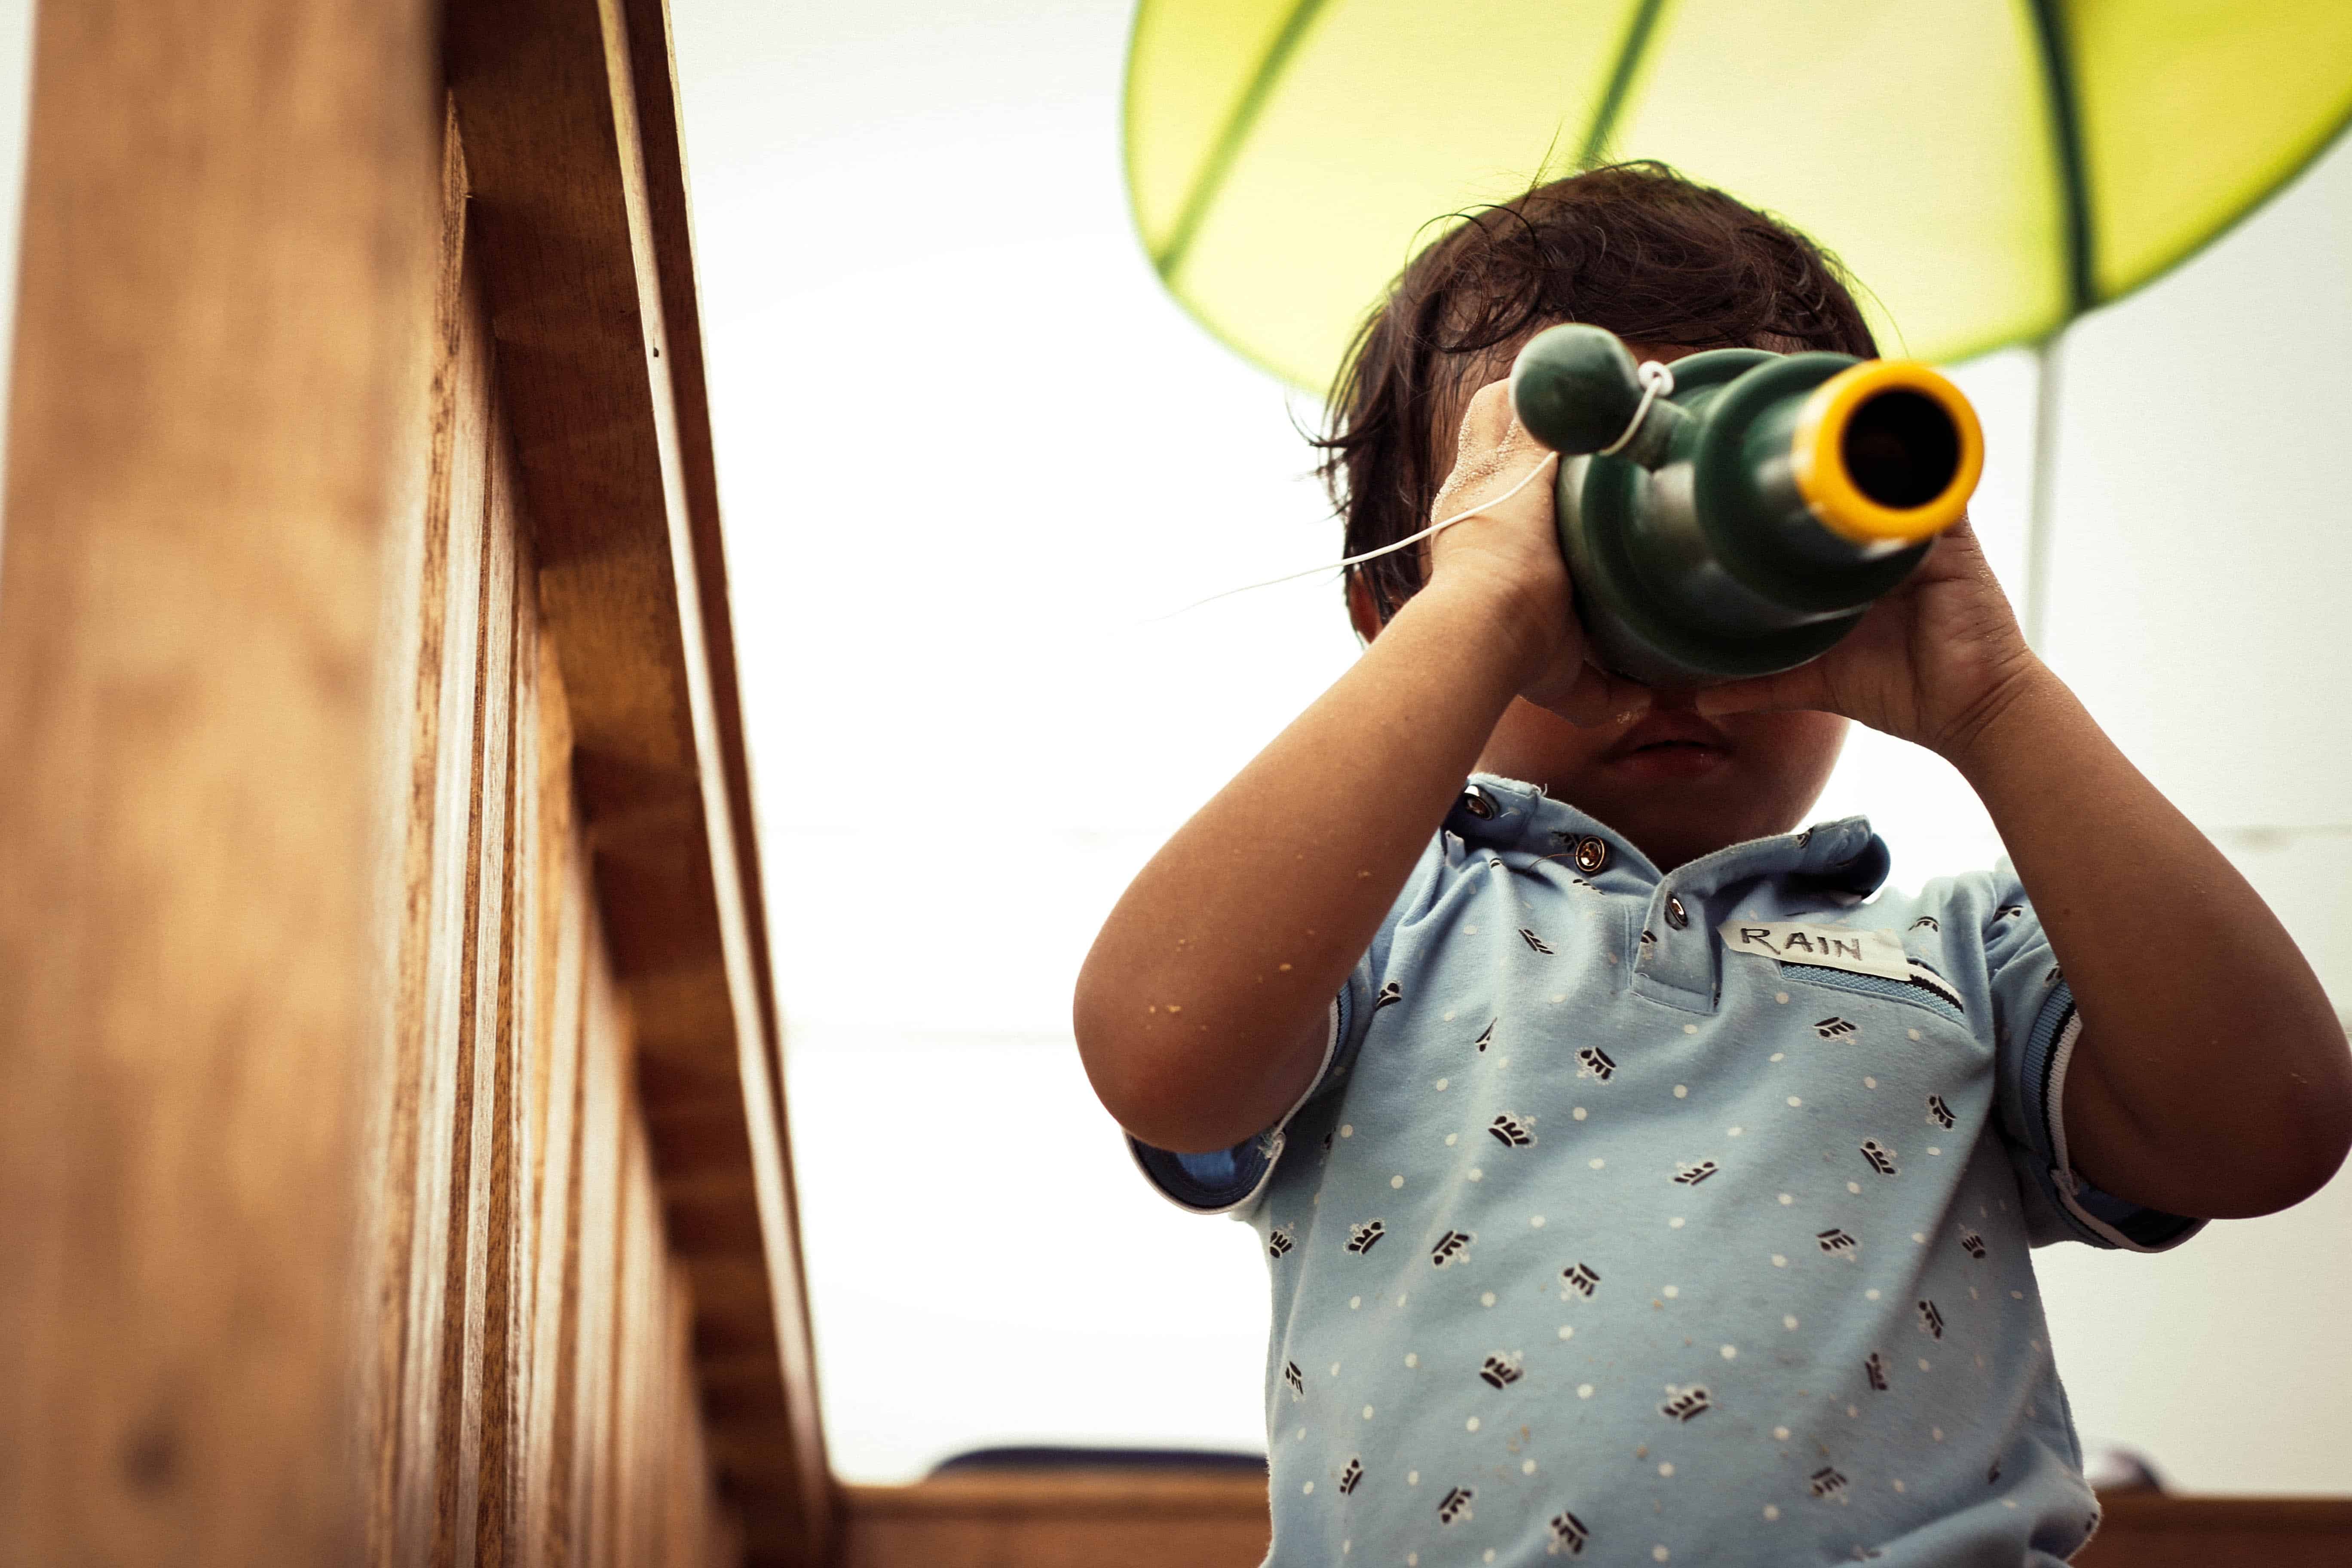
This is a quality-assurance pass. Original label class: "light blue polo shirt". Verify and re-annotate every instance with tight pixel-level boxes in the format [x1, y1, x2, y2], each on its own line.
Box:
[1132, 773, 2200, 1566]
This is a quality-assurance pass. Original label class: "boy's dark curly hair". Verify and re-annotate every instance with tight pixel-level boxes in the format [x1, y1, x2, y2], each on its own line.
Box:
[1318, 162, 1879, 626]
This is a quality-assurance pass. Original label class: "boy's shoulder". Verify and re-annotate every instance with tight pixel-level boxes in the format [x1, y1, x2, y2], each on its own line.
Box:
[1868, 860, 2031, 931]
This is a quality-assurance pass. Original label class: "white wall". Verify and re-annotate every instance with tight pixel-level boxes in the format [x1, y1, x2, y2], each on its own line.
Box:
[670, 0, 2352, 1491]
[2018, 139, 2352, 1492]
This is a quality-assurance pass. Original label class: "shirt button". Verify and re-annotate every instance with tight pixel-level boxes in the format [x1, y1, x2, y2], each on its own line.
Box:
[1460, 785, 1496, 820]
[1665, 894, 1689, 930]
[1573, 836, 1608, 874]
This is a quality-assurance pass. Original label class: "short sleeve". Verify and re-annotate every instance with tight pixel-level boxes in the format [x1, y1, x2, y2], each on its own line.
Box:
[1125, 991, 1348, 1215]
[1984, 867, 2205, 1252]
[1128, 833, 1452, 1217]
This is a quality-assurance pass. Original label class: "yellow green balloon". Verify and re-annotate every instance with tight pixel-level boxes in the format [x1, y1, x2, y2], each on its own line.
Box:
[1126, 0, 2352, 390]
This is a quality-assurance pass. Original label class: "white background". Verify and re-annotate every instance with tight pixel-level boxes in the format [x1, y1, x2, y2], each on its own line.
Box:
[637, 0, 2347, 1491]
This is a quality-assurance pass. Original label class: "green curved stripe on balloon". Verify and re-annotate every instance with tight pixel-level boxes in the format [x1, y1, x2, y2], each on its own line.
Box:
[1576, 0, 1671, 169]
[1125, 0, 2352, 390]
[1150, 0, 1334, 279]
[2025, 0, 2097, 319]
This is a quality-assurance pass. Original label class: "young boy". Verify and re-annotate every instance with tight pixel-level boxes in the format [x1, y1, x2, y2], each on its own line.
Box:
[1074, 165, 2350, 1565]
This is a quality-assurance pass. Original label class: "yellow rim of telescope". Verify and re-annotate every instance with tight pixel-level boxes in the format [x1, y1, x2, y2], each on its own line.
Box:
[1790, 360, 1984, 546]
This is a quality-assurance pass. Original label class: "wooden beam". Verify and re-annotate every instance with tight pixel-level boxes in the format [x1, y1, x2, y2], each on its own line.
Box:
[2076, 1494, 2352, 1568]
[0, 0, 435, 1560]
[838, 1473, 1274, 1568]
[440, 0, 829, 1557]
[836, 1476, 2352, 1568]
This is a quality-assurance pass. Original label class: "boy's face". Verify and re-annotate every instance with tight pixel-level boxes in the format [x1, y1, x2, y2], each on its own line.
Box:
[1470, 685, 1848, 875]
[1364, 340, 1850, 873]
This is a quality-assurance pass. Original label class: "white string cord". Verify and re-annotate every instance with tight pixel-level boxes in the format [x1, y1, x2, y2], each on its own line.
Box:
[1156, 360, 1675, 621]
[1596, 359, 1676, 456]
[1152, 450, 1562, 620]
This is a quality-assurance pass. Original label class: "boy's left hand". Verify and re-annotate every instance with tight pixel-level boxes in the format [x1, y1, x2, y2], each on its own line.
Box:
[1692, 515, 2042, 759]
[1699, 513, 2352, 1218]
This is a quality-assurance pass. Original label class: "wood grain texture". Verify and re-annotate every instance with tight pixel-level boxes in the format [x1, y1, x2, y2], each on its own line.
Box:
[2, 3, 789, 1560]
[442, 0, 829, 1558]
[612, 9, 827, 1537]
[2075, 1494, 2352, 1568]
[358, 100, 735, 1567]
[0, 0, 436, 1561]
[839, 1477, 2352, 1568]
[838, 1473, 1275, 1568]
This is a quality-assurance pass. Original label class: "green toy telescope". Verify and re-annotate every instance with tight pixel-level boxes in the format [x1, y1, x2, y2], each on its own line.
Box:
[1507, 324, 1984, 687]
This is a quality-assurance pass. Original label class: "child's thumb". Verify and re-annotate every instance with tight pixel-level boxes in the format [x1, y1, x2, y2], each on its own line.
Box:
[1544, 661, 1654, 729]
[1694, 668, 1819, 719]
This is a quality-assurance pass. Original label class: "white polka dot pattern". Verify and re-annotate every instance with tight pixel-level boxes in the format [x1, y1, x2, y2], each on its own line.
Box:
[1138, 783, 2143, 1564]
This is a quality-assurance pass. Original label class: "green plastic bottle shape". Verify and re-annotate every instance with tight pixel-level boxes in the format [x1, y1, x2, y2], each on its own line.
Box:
[1507, 323, 1984, 687]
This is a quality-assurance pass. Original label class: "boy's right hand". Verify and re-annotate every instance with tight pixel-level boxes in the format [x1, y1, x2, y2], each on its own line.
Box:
[1427, 380, 1650, 726]
[1077, 382, 1644, 1154]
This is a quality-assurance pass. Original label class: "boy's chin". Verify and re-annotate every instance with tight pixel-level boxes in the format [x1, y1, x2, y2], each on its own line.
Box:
[1571, 773, 1806, 870]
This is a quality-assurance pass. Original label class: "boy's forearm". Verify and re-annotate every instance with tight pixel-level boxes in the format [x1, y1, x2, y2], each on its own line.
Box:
[1075, 579, 1543, 1153]
[1945, 662, 2352, 1216]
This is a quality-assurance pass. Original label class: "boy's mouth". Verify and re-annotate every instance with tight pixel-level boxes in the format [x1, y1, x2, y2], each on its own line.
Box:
[1602, 712, 1732, 777]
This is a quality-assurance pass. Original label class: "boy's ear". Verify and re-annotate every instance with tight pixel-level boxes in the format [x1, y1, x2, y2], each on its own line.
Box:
[1346, 571, 1384, 644]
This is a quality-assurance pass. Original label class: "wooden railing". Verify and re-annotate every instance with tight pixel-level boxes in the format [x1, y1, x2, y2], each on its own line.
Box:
[444, 0, 830, 1555]
[0, 1, 824, 1563]
[835, 1470, 2352, 1567]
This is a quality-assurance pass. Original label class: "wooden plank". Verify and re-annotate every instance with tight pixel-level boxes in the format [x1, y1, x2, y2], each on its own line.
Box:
[442, 1, 828, 1555]
[437, 409, 517, 1566]
[663, 1261, 739, 1568]
[572, 958, 628, 1568]
[839, 1479, 2352, 1568]
[846, 1474, 1274, 1520]
[2, 15, 748, 1554]
[521, 659, 589, 1568]
[495, 472, 547, 1566]
[545, 891, 598, 1568]
[837, 1474, 1274, 1568]
[611, 1111, 655, 1564]
[2076, 1494, 2352, 1568]
[0, 0, 435, 1559]
[387, 199, 498, 1568]
[615, 0, 802, 1346]
[454, 441, 524, 1565]
[366, 101, 475, 1568]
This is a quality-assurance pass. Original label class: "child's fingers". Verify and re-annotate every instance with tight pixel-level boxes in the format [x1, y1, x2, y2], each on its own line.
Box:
[1693, 665, 1828, 719]
[1454, 378, 1525, 459]
[1433, 381, 1540, 514]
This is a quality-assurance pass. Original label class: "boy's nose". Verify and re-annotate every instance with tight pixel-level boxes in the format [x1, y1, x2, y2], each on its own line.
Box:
[1650, 686, 1702, 712]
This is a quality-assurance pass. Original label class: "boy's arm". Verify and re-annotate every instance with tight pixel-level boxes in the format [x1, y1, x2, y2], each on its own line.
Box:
[1942, 665, 2352, 1218]
[1075, 387, 1644, 1155]
[1698, 522, 2352, 1219]
[1075, 575, 1533, 1155]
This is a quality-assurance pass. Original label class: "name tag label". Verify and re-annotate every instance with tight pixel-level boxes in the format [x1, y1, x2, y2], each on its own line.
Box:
[1718, 920, 1911, 981]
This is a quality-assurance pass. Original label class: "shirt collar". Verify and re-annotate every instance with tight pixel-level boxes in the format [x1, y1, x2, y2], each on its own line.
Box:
[1446, 771, 1890, 900]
